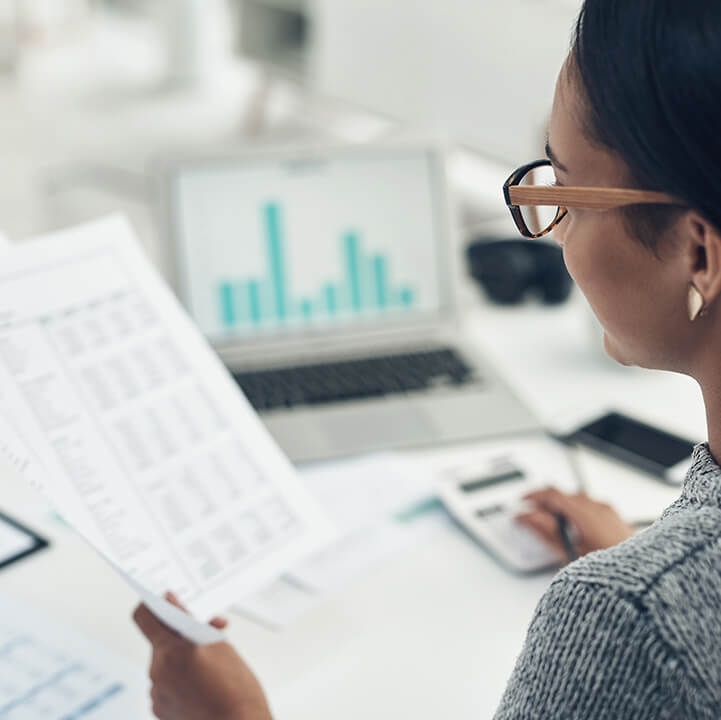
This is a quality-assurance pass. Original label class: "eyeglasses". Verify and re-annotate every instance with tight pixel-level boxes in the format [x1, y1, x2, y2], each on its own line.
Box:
[503, 159, 681, 239]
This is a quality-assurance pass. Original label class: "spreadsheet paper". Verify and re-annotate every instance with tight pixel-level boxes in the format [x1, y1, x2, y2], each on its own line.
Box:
[0, 595, 150, 719]
[0, 216, 331, 640]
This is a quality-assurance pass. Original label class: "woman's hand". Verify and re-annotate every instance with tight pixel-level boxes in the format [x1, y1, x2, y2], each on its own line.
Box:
[133, 593, 273, 720]
[516, 487, 635, 560]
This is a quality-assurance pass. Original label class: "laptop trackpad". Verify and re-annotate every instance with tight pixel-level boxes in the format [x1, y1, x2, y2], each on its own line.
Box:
[320, 404, 436, 450]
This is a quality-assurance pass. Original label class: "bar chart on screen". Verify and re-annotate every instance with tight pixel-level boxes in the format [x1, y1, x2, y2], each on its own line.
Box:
[216, 202, 418, 331]
[173, 149, 443, 340]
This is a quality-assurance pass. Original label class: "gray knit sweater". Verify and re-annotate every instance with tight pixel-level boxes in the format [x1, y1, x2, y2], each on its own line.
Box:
[493, 443, 721, 719]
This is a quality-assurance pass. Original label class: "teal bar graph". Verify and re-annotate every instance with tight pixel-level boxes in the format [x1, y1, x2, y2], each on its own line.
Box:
[265, 203, 287, 321]
[219, 283, 235, 327]
[324, 285, 338, 315]
[344, 232, 362, 311]
[372, 255, 388, 309]
[400, 287, 414, 306]
[234, 282, 249, 324]
[216, 203, 417, 330]
[248, 280, 262, 324]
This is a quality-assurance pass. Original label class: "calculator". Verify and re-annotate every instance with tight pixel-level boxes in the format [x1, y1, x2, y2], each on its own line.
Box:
[438, 454, 570, 573]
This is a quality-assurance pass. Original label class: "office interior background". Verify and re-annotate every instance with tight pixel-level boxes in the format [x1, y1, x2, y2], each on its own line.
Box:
[0, 0, 582, 243]
[0, 2, 710, 719]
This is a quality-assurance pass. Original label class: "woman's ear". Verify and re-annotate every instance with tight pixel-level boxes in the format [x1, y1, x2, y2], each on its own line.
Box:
[683, 212, 721, 306]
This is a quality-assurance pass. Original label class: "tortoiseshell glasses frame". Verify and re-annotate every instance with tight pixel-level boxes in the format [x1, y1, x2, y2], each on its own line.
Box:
[503, 159, 683, 239]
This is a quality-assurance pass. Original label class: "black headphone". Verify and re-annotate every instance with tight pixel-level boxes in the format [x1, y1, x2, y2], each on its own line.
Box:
[466, 238, 573, 305]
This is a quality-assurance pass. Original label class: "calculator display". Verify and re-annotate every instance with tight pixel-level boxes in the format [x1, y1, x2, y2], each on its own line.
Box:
[460, 467, 525, 493]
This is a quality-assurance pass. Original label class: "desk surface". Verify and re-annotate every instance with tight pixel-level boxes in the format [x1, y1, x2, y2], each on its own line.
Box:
[0, 18, 708, 718]
[0, 295, 701, 720]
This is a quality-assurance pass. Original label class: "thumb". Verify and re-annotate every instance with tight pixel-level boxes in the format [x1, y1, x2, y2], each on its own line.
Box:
[133, 603, 180, 647]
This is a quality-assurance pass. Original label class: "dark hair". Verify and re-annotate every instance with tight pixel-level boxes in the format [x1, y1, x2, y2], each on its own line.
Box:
[572, 0, 721, 251]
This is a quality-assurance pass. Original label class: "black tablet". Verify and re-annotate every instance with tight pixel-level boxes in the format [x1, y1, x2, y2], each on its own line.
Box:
[0, 511, 48, 571]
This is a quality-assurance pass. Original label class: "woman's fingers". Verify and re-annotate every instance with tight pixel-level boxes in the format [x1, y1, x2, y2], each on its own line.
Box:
[516, 510, 566, 557]
[521, 488, 635, 555]
[133, 605, 179, 647]
[524, 486, 576, 511]
[165, 592, 186, 611]
[164, 592, 229, 630]
[523, 487, 588, 521]
[150, 684, 178, 720]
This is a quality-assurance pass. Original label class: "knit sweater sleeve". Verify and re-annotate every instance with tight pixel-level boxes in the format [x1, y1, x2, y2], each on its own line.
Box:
[492, 576, 688, 720]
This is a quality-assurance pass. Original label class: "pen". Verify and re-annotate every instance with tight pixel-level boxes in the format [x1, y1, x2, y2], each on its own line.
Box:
[551, 433, 588, 493]
[564, 441, 587, 493]
[554, 512, 578, 562]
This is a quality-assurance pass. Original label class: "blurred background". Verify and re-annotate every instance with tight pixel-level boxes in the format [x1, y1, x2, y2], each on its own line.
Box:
[0, 8, 710, 720]
[0, 0, 581, 253]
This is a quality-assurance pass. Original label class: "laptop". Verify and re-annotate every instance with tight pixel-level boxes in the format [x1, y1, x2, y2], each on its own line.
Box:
[159, 143, 539, 463]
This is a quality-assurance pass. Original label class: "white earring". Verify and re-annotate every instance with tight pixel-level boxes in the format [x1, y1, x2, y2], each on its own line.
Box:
[688, 282, 707, 322]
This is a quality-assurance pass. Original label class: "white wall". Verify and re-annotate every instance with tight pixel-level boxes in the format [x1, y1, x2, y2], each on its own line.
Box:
[311, 0, 582, 165]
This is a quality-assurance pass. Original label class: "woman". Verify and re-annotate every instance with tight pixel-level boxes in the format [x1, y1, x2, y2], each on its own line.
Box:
[133, 0, 721, 717]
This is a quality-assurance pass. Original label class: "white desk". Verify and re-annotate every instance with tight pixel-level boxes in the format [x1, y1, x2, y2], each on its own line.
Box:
[0, 15, 708, 718]
[0, 293, 704, 720]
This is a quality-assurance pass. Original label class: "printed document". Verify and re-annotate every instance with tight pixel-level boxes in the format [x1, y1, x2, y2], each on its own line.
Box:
[0, 216, 331, 634]
[0, 594, 151, 718]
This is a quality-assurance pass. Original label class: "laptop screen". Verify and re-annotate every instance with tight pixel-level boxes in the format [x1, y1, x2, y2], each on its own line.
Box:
[171, 148, 448, 344]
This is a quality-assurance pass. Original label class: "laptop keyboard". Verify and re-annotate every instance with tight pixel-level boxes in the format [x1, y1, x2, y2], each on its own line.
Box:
[233, 348, 477, 411]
